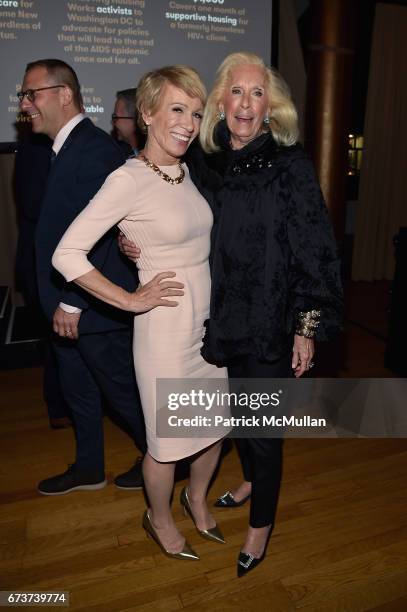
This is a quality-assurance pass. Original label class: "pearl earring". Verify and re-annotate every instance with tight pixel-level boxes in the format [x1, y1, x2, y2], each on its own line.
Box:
[219, 110, 225, 120]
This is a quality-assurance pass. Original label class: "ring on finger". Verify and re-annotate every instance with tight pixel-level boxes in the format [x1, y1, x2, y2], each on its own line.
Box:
[307, 361, 315, 369]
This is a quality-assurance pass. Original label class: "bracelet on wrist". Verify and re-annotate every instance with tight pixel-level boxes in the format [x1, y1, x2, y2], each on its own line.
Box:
[295, 309, 321, 338]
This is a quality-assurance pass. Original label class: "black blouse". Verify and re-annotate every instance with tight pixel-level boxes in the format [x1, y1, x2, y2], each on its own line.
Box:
[192, 127, 343, 366]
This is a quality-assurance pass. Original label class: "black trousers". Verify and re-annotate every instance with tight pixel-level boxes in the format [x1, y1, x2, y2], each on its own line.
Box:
[52, 328, 147, 477]
[228, 352, 292, 528]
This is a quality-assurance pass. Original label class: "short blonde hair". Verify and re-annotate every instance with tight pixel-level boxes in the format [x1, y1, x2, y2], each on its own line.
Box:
[200, 51, 299, 153]
[136, 65, 206, 133]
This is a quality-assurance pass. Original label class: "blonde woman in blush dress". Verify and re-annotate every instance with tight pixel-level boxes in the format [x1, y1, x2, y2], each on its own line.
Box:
[52, 66, 228, 561]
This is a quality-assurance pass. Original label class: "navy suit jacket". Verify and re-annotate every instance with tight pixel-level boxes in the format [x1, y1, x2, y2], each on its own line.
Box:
[35, 118, 137, 334]
[15, 132, 52, 305]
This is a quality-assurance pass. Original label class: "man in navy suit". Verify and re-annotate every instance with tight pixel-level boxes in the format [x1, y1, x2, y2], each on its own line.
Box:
[19, 58, 146, 494]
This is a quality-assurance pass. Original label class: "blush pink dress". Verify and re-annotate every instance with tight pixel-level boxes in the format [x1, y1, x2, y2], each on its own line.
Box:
[53, 158, 227, 461]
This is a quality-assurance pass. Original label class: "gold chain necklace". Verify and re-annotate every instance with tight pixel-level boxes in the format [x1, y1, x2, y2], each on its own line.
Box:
[138, 154, 185, 185]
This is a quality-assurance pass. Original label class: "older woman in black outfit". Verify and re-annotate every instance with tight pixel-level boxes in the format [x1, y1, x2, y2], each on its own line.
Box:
[199, 51, 342, 576]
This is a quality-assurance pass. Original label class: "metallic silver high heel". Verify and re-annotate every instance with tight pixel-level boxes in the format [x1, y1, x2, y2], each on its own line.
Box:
[180, 487, 226, 544]
[142, 510, 200, 560]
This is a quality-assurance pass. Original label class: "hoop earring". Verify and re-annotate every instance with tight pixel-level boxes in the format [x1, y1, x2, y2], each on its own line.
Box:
[219, 110, 225, 120]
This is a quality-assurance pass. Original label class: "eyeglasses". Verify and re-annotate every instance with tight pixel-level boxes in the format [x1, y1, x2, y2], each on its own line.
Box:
[111, 114, 134, 121]
[17, 85, 65, 103]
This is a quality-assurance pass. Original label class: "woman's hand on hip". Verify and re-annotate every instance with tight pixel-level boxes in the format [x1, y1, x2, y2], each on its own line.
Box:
[292, 334, 315, 378]
[127, 271, 184, 313]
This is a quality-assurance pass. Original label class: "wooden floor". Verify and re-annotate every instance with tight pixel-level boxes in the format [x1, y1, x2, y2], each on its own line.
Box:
[1, 282, 407, 611]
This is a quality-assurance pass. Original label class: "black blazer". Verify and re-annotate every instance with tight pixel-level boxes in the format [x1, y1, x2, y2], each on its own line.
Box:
[197, 130, 343, 365]
[35, 118, 137, 334]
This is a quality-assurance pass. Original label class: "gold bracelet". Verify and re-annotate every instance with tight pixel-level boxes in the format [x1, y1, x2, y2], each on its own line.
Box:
[295, 309, 321, 338]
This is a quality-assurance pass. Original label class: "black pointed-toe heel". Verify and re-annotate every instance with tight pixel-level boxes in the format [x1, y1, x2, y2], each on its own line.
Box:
[237, 551, 266, 577]
[214, 490, 250, 508]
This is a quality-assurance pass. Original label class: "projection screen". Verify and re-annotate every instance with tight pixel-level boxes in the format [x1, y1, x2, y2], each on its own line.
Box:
[0, 0, 275, 143]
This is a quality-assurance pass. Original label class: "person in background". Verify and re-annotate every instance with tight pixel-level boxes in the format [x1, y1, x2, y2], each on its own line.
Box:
[18, 58, 147, 495]
[112, 88, 144, 157]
